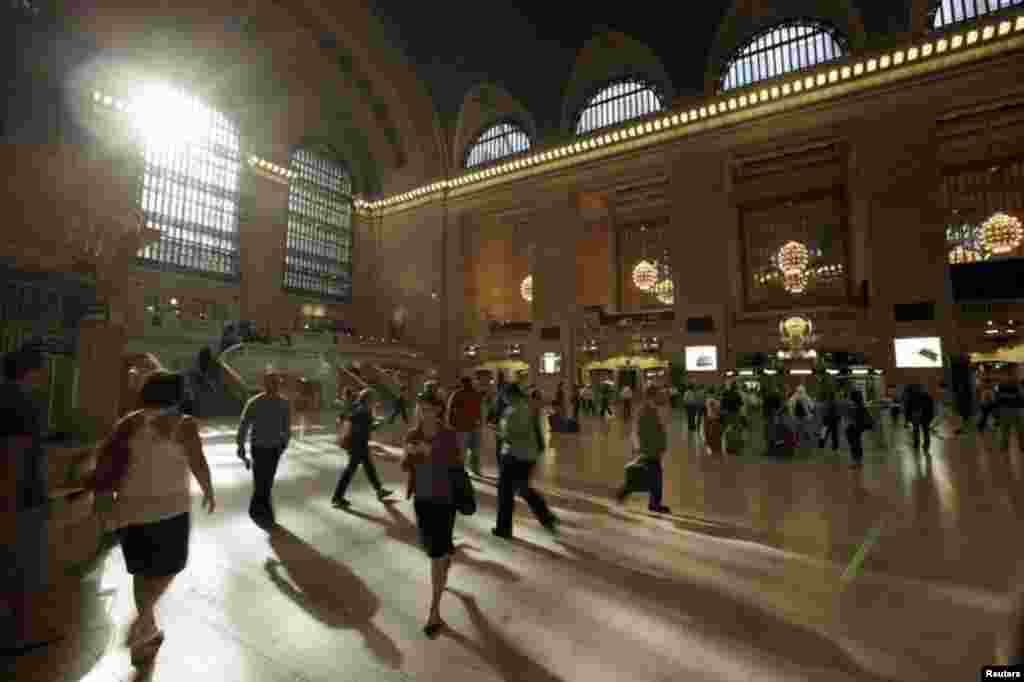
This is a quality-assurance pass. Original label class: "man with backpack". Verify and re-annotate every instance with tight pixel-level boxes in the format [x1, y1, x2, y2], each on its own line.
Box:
[818, 393, 841, 451]
[492, 385, 558, 539]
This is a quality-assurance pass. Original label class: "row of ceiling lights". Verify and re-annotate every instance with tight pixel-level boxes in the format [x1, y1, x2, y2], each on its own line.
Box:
[88, 14, 1024, 214]
[363, 14, 1024, 212]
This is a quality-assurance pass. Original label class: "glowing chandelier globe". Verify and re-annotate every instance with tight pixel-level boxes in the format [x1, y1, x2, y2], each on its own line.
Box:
[632, 259, 658, 291]
[777, 241, 810, 276]
[783, 271, 807, 294]
[653, 277, 674, 305]
[520, 275, 533, 302]
[980, 212, 1023, 255]
[948, 245, 982, 265]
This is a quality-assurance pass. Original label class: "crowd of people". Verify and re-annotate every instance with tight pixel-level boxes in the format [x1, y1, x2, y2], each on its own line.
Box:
[6, 340, 1024, 665]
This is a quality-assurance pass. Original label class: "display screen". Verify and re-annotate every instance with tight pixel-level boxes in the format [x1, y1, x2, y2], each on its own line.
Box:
[540, 352, 562, 375]
[893, 337, 943, 368]
[685, 345, 718, 372]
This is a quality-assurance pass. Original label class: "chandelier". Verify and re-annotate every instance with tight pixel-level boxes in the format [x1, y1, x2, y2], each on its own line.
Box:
[520, 275, 533, 302]
[777, 241, 810, 276]
[654, 277, 674, 305]
[783, 271, 807, 294]
[980, 212, 1023, 255]
[948, 244, 982, 265]
[632, 259, 658, 291]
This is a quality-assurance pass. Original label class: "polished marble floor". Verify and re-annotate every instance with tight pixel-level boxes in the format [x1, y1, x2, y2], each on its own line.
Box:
[8, 410, 1024, 681]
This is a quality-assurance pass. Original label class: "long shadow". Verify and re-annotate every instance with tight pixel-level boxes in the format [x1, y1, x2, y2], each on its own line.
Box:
[549, 539, 891, 681]
[443, 589, 565, 682]
[266, 526, 403, 670]
[341, 503, 522, 584]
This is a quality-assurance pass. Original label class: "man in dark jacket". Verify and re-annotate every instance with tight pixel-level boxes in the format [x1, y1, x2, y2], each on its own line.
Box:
[997, 375, 1024, 452]
[906, 384, 936, 452]
[448, 377, 484, 475]
[332, 388, 393, 508]
[1, 346, 62, 652]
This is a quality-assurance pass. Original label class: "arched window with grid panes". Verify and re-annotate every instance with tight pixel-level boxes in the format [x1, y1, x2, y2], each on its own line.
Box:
[284, 149, 353, 301]
[931, 0, 1023, 28]
[720, 20, 847, 92]
[136, 84, 242, 278]
[464, 121, 531, 168]
[575, 78, 664, 135]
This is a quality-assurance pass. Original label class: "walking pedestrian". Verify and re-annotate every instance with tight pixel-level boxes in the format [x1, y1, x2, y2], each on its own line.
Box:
[331, 388, 394, 508]
[818, 393, 841, 451]
[704, 397, 723, 455]
[616, 388, 671, 513]
[388, 382, 411, 425]
[906, 384, 936, 452]
[572, 384, 582, 422]
[978, 382, 997, 433]
[846, 390, 873, 468]
[492, 385, 558, 539]
[997, 371, 1024, 452]
[236, 372, 291, 527]
[447, 377, 484, 476]
[401, 390, 462, 639]
[0, 347, 60, 654]
[620, 384, 634, 421]
[87, 371, 216, 665]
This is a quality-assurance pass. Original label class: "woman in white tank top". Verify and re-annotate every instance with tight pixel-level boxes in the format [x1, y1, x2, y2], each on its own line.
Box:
[87, 371, 215, 665]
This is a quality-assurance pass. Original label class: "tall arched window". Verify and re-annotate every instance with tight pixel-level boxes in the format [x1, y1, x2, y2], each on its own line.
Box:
[721, 21, 847, 92]
[575, 79, 664, 135]
[931, 0, 1023, 29]
[464, 121, 531, 168]
[136, 84, 242, 277]
[284, 149, 353, 301]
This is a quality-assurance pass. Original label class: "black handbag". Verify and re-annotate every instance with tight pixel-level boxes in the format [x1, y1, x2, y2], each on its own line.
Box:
[449, 468, 477, 515]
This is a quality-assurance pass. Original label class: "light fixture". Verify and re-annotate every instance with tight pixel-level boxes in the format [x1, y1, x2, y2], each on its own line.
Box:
[981, 212, 1023, 254]
[632, 260, 658, 291]
[948, 245, 982, 264]
[852, 369, 869, 375]
[654, 277, 674, 305]
[826, 369, 839, 375]
[520, 275, 533, 302]
[790, 369, 812, 375]
[739, 369, 754, 376]
[777, 241, 810, 276]
[783, 272, 807, 294]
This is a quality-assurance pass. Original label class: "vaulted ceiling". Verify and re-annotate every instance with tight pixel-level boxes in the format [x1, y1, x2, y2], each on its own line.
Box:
[367, 0, 916, 140]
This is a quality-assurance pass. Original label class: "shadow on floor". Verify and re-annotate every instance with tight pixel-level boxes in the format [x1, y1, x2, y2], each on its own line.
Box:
[443, 589, 565, 682]
[551, 538, 891, 681]
[266, 526, 403, 670]
[341, 503, 522, 584]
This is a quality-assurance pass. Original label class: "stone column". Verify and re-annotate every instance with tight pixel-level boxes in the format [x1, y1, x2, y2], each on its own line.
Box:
[670, 149, 731, 376]
[531, 191, 584, 396]
[852, 104, 945, 381]
[77, 319, 126, 435]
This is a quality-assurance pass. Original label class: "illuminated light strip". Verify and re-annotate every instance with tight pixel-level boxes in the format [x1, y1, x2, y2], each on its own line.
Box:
[344, 12, 1024, 212]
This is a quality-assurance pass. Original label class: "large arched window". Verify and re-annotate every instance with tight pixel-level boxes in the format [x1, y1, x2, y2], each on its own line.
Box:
[136, 84, 241, 277]
[931, 0, 1023, 29]
[464, 121, 531, 168]
[575, 79, 664, 135]
[136, 84, 241, 276]
[720, 21, 847, 92]
[284, 149, 353, 301]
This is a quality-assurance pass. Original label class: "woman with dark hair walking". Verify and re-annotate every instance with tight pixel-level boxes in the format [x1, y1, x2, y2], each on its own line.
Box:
[85, 371, 216, 665]
[401, 390, 463, 638]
